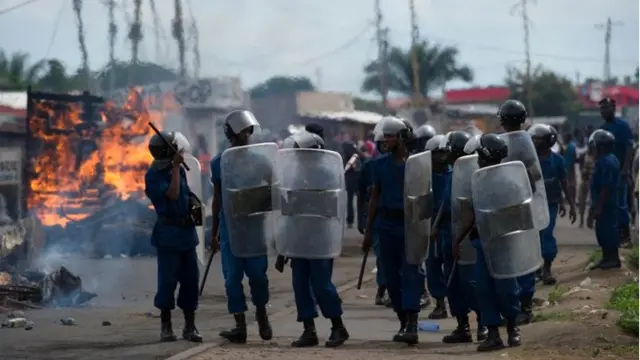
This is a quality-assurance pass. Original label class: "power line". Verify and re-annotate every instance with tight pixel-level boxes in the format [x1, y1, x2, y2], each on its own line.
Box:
[0, 0, 42, 16]
[44, 0, 67, 58]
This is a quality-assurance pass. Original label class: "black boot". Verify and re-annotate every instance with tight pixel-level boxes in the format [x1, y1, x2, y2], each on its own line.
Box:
[428, 298, 448, 319]
[182, 310, 203, 343]
[506, 318, 522, 347]
[397, 312, 419, 345]
[442, 315, 472, 343]
[160, 310, 177, 342]
[219, 313, 247, 344]
[599, 248, 622, 269]
[375, 286, 387, 306]
[325, 317, 349, 348]
[392, 312, 407, 342]
[515, 296, 533, 325]
[255, 306, 273, 340]
[541, 260, 557, 285]
[476, 326, 504, 352]
[476, 325, 488, 342]
[291, 319, 319, 347]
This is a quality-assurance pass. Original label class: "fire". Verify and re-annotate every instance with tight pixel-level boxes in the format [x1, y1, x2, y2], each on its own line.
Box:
[27, 88, 179, 227]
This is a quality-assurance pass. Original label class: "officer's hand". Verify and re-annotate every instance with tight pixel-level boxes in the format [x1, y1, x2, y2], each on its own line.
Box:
[171, 149, 185, 167]
[569, 205, 577, 224]
[558, 204, 566, 217]
[362, 231, 372, 252]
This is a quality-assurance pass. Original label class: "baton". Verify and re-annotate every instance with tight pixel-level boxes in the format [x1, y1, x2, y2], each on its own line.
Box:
[429, 202, 445, 259]
[148, 121, 191, 171]
[447, 227, 473, 288]
[199, 247, 217, 296]
[356, 248, 369, 290]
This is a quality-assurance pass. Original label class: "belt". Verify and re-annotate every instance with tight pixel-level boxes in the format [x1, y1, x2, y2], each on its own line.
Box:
[158, 216, 192, 227]
[378, 207, 404, 220]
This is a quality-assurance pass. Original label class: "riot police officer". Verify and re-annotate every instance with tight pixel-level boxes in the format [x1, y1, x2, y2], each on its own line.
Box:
[413, 124, 437, 152]
[498, 100, 527, 133]
[145, 131, 202, 343]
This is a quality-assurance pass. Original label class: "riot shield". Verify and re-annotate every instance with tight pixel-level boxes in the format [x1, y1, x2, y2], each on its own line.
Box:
[273, 149, 345, 259]
[221, 143, 278, 257]
[471, 161, 543, 279]
[183, 154, 206, 266]
[404, 151, 433, 265]
[451, 154, 479, 265]
[500, 131, 550, 230]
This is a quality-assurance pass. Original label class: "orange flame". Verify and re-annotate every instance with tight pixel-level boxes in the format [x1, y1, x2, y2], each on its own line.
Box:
[27, 88, 180, 227]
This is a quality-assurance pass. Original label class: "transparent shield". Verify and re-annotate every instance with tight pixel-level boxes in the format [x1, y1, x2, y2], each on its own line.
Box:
[183, 154, 205, 266]
[501, 131, 550, 230]
[404, 151, 433, 265]
[451, 154, 479, 265]
[273, 149, 345, 259]
[471, 161, 543, 279]
[221, 143, 278, 257]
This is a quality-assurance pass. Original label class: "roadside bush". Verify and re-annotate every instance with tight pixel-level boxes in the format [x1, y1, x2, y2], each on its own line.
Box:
[608, 281, 639, 336]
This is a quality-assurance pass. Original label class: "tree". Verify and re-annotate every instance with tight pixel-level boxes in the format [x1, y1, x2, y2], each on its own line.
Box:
[0, 51, 45, 91]
[97, 61, 178, 92]
[506, 66, 581, 117]
[361, 40, 473, 97]
[35, 59, 81, 92]
[249, 76, 315, 99]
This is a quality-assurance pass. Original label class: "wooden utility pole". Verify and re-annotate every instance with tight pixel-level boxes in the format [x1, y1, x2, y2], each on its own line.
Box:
[409, 0, 422, 107]
[514, 0, 535, 117]
[595, 17, 623, 83]
[374, 0, 389, 109]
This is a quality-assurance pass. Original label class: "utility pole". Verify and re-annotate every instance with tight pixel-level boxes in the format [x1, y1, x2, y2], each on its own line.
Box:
[106, 0, 117, 93]
[374, 0, 389, 109]
[409, 0, 422, 108]
[595, 17, 623, 83]
[314, 67, 323, 90]
[512, 0, 535, 117]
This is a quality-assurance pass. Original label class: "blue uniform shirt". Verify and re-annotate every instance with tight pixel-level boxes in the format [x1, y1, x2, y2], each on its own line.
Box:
[372, 154, 404, 230]
[563, 141, 576, 173]
[145, 166, 198, 251]
[210, 153, 226, 230]
[540, 152, 566, 205]
[358, 157, 378, 224]
[432, 167, 452, 230]
[601, 118, 633, 167]
[590, 154, 620, 211]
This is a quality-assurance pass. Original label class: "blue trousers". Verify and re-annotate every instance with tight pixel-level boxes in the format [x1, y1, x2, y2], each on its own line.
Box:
[372, 233, 386, 287]
[618, 181, 630, 226]
[596, 211, 619, 252]
[516, 272, 536, 299]
[425, 228, 448, 299]
[443, 240, 479, 319]
[540, 204, 559, 262]
[155, 249, 199, 311]
[220, 227, 270, 314]
[378, 226, 423, 313]
[473, 240, 521, 326]
[291, 258, 343, 321]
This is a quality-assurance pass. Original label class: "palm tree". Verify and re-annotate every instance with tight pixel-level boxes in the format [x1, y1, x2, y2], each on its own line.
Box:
[35, 59, 80, 92]
[361, 40, 473, 97]
[0, 51, 45, 91]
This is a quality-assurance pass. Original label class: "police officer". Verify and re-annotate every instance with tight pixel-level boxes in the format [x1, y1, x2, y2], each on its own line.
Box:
[145, 131, 202, 343]
[362, 117, 423, 345]
[279, 131, 350, 348]
[210, 110, 272, 343]
[588, 130, 622, 269]
[599, 98, 634, 248]
[413, 124, 437, 152]
[358, 131, 390, 306]
[528, 124, 576, 284]
[453, 133, 522, 352]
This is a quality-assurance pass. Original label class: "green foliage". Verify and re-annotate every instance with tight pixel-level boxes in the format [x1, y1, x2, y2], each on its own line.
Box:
[628, 244, 638, 269]
[249, 76, 315, 99]
[588, 248, 603, 265]
[607, 281, 639, 336]
[97, 61, 178, 92]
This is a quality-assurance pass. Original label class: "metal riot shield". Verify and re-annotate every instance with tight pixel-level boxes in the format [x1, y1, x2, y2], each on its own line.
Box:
[471, 161, 543, 279]
[500, 131, 550, 230]
[404, 151, 434, 265]
[451, 154, 479, 265]
[273, 149, 345, 259]
[221, 143, 278, 257]
[183, 154, 206, 266]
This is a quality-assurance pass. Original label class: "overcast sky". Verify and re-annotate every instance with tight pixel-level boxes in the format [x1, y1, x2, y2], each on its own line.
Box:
[0, 0, 638, 97]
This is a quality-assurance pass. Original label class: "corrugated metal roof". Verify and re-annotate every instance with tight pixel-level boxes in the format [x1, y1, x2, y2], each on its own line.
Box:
[0, 92, 27, 109]
[300, 110, 383, 125]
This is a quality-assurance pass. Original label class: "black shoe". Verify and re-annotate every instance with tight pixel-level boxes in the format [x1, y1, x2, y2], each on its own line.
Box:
[515, 295, 533, 326]
[541, 260, 557, 285]
[219, 313, 247, 344]
[392, 312, 407, 342]
[442, 316, 472, 343]
[325, 317, 349, 348]
[428, 298, 448, 319]
[291, 319, 319, 347]
[384, 297, 393, 308]
[396, 312, 419, 345]
[599, 249, 622, 269]
[506, 319, 522, 347]
[255, 306, 273, 341]
[182, 311, 203, 343]
[476, 326, 505, 352]
[375, 294, 388, 306]
[420, 293, 431, 309]
[160, 310, 177, 342]
[476, 326, 488, 342]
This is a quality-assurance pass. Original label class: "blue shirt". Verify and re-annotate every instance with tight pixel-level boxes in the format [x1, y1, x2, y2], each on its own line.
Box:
[540, 152, 566, 205]
[432, 167, 452, 230]
[563, 141, 576, 173]
[358, 157, 378, 224]
[601, 118, 633, 167]
[590, 154, 620, 212]
[145, 166, 198, 251]
[372, 154, 404, 230]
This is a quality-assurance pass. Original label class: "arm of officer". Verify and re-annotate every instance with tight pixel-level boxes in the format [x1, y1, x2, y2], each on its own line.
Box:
[558, 157, 575, 208]
[357, 162, 368, 223]
[594, 164, 615, 216]
[210, 158, 222, 242]
[165, 166, 181, 200]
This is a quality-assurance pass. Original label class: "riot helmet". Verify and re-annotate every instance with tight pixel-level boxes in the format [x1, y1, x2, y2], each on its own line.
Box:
[149, 131, 177, 160]
[426, 134, 447, 164]
[441, 130, 472, 158]
[305, 123, 325, 140]
[463, 125, 483, 137]
[527, 123, 556, 150]
[282, 131, 325, 149]
[414, 124, 437, 151]
[588, 129, 615, 155]
[224, 110, 261, 143]
[376, 116, 411, 153]
[498, 99, 527, 127]
[476, 133, 508, 168]
[374, 130, 386, 154]
[463, 134, 482, 155]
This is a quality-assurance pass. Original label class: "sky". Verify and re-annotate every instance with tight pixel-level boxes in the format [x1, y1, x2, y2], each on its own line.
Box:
[0, 0, 638, 98]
